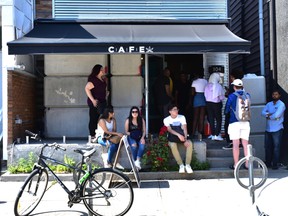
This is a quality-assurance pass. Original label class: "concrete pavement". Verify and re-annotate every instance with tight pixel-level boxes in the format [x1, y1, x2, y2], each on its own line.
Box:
[0, 169, 288, 216]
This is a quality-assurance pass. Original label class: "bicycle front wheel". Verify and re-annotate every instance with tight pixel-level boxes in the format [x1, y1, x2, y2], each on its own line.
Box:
[14, 168, 48, 216]
[82, 168, 134, 216]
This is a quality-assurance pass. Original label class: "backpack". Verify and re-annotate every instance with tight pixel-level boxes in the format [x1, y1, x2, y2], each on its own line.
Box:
[232, 91, 251, 121]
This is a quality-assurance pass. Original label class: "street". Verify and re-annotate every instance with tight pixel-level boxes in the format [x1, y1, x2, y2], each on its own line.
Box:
[1, 170, 287, 216]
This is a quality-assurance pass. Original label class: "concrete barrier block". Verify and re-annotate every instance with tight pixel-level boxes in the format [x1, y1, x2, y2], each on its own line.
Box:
[111, 76, 143, 107]
[44, 77, 87, 107]
[249, 134, 265, 161]
[110, 55, 142, 75]
[113, 107, 131, 133]
[243, 76, 266, 105]
[45, 55, 107, 76]
[250, 105, 266, 133]
[45, 108, 89, 138]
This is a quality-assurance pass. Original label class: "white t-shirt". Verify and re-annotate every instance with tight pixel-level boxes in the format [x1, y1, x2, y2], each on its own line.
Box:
[163, 114, 187, 127]
[191, 78, 208, 93]
[96, 119, 114, 137]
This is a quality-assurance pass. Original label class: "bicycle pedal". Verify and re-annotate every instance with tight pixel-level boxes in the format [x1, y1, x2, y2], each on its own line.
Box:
[67, 201, 73, 208]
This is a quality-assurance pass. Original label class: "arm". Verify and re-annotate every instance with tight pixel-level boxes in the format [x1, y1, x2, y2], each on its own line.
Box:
[85, 82, 97, 107]
[270, 103, 286, 120]
[124, 119, 130, 135]
[140, 118, 146, 144]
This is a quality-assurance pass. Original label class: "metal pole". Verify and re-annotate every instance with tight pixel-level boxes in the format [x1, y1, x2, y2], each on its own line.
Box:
[145, 54, 149, 136]
[259, 0, 265, 76]
[247, 145, 255, 203]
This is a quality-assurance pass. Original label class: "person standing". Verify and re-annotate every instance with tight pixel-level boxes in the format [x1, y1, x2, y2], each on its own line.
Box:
[163, 104, 193, 174]
[204, 73, 225, 141]
[224, 79, 251, 169]
[96, 107, 123, 168]
[154, 67, 174, 118]
[85, 64, 108, 139]
[124, 106, 146, 170]
[223, 69, 244, 149]
[190, 68, 208, 138]
[261, 90, 286, 170]
[175, 72, 190, 116]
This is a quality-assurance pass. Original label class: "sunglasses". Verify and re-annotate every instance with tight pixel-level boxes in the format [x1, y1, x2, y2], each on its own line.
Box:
[132, 110, 138, 114]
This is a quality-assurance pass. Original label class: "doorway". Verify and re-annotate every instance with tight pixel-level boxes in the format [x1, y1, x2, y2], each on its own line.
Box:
[148, 54, 203, 134]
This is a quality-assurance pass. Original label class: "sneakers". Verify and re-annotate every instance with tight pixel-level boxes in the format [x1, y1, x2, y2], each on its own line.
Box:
[105, 161, 112, 168]
[179, 164, 185, 173]
[134, 160, 142, 170]
[115, 163, 125, 170]
[213, 135, 224, 141]
[208, 135, 213, 139]
[179, 164, 193, 174]
[222, 143, 233, 150]
[185, 164, 194, 174]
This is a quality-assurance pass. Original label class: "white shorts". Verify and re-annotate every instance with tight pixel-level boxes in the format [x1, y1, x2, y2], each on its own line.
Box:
[228, 122, 250, 140]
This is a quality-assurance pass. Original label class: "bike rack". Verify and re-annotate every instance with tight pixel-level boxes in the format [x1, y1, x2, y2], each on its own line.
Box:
[234, 144, 268, 204]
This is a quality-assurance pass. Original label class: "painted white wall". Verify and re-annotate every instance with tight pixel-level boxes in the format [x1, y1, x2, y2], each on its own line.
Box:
[1, 0, 34, 159]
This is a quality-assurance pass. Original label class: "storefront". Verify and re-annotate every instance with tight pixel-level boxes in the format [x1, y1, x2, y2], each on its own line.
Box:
[7, 19, 250, 137]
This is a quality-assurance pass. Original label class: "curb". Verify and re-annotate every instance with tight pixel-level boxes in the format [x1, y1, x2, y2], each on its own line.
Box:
[0, 169, 263, 182]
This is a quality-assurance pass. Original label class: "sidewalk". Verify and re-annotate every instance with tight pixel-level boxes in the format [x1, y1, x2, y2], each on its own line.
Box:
[0, 169, 287, 216]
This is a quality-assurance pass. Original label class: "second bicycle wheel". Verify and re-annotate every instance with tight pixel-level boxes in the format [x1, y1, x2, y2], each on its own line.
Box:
[72, 160, 105, 186]
[82, 168, 134, 216]
[14, 168, 48, 216]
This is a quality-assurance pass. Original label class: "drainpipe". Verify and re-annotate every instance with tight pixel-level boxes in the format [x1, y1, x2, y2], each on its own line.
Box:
[144, 54, 149, 135]
[259, 0, 265, 76]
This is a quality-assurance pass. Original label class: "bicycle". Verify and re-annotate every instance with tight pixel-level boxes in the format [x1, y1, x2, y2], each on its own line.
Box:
[14, 130, 134, 216]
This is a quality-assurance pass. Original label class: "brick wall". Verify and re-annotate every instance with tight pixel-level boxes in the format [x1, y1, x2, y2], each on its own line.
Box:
[8, 71, 36, 143]
[36, 0, 52, 19]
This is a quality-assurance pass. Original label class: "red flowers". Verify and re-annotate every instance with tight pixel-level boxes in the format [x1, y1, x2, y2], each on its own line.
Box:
[142, 125, 170, 171]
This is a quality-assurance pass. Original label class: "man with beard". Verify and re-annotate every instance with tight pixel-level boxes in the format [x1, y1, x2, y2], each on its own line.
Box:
[261, 90, 286, 170]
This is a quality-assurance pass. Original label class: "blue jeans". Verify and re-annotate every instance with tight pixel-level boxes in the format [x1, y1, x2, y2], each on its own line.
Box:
[127, 136, 145, 161]
[97, 137, 119, 164]
[265, 129, 283, 168]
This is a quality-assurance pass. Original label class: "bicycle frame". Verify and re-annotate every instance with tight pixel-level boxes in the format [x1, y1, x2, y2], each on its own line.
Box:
[35, 144, 86, 198]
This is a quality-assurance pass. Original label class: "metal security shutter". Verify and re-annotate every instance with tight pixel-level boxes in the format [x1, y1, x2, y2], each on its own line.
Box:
[53, 0, 227, 20]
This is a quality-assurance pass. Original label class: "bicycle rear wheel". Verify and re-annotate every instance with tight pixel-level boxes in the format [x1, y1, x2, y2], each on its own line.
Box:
[14, 168, 48, 216]
[82, 168, 134, 216]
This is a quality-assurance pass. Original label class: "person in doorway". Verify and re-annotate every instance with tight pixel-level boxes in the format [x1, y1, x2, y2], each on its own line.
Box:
[190, 68, 208, 138]
[223, 69, 244, 150]
[163, 104, 193, 174]
[175, 71, 190, 116]
[224, 79, 251, 170]
[85, 64, 109, 140]
[95, 106, 123, 168]
[204, 72, 225, 141]
[154, 67, 174, 118]
[261, 90, 285, 170]
[124, 106, 146, 170]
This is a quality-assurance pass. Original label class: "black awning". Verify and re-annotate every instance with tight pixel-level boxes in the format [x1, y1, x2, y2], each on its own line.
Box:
[7, 20, 250, 55]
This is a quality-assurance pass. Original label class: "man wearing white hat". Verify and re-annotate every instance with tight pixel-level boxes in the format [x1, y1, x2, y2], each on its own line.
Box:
[224, 79, 251, 170]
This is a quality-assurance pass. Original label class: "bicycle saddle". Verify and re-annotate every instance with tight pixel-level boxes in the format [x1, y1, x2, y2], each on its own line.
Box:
[74, 147, 96, 157]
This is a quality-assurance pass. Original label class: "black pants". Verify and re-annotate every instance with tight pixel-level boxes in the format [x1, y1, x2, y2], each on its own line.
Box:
[206, 102, 222, 136]
[88, 102, 107, 136]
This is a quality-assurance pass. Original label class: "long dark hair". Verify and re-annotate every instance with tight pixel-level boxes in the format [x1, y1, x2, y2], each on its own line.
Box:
[128, 106, 142, 130]
[100, 106, 114, 120]
[88, 64, 103, 80]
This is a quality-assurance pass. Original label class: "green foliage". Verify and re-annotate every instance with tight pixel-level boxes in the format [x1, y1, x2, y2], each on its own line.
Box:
[8, 152, 36, 174]
[8, 153, 77, 174]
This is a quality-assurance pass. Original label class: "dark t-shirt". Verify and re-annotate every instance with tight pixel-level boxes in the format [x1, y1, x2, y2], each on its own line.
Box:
[154, 75, 171, 105]
[175, 80, 190, 107]
[87, 76, 107, 106]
